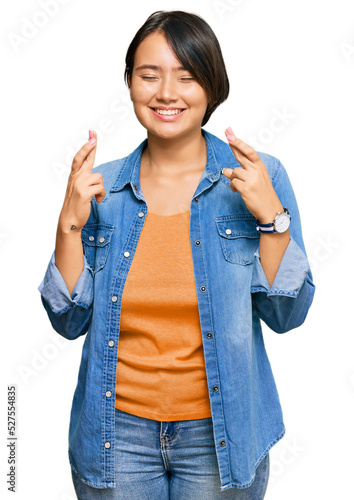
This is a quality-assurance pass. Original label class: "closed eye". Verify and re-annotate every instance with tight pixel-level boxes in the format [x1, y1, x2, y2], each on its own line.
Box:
[140, 76, 194, 81]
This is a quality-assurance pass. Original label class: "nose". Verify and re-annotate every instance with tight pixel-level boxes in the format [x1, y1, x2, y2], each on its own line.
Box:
[157, 74, 178, 102]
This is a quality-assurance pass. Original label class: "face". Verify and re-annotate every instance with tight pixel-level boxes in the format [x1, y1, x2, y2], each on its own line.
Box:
[128, 32, 209, 140]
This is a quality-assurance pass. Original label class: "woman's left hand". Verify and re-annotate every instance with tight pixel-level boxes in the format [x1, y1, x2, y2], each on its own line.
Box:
[221, 127, 283, 224]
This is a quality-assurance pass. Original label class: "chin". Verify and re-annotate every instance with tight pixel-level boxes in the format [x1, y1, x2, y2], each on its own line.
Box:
[139, 121, 183, 139]
[151, 127, 183, 138]
[146, 121, 199, 139]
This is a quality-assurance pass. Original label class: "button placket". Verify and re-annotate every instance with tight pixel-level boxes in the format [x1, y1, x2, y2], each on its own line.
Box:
[103, 208, 147, 466]
[189, 194, 229, 465]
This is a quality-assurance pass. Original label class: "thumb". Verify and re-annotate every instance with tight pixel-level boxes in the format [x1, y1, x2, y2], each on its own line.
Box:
[221, 168, 233, 178]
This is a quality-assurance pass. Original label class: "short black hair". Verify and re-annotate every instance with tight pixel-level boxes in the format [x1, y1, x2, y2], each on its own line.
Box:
[124, 10, 229, 126]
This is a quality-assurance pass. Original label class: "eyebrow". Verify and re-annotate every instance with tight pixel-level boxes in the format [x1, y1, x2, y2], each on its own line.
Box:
[134, 64, 187, 72]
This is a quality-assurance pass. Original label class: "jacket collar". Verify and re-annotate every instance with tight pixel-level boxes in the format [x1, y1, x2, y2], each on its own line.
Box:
[109, 128, 241, 196]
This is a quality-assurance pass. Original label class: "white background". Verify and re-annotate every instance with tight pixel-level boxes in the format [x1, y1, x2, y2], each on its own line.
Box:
[1, 0, 353, 498]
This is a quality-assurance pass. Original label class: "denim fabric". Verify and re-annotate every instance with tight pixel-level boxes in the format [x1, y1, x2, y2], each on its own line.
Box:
[71, 408, 270, 499]
[38, 129, 315, 491]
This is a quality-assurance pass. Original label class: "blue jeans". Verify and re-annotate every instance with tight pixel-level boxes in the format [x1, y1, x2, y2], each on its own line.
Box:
[71, 407, 270, 499]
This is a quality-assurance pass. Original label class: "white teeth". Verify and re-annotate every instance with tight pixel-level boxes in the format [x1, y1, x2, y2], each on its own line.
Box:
[155, 109, 183, 115]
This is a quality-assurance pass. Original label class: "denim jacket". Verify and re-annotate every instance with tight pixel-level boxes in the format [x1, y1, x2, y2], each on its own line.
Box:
[38, 129, 315, 491]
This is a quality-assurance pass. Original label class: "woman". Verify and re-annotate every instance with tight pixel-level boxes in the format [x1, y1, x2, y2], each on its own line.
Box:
[38, 10, 315, 499]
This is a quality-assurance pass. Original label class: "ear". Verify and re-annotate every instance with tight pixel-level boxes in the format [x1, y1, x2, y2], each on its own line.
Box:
[127, 74, 134, 102]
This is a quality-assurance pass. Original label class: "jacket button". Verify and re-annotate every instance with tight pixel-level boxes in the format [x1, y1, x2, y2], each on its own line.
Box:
[194, 197, 198, 202]
[225, 229, 232, 235]
[111, 296, 118, 302]
[138, 212, 145, 218]
[89, 235, 95, 241]
[124, 251, 130, 258]
[200, 286, 207, 292]
[99, 236, 105, 243]
[105, 391, 112, 398]
[108, 340, 115, 347]
[206, 332, 213, 338]
[104, 442, 111, 449]
[195, 240, 201, 246]
[213, 385, 219, 392]
[220, 440, 226, 447]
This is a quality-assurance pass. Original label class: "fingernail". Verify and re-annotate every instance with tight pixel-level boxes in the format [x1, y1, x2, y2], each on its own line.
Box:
[226, 134, 235, 142]
[226, 126, 234, 136]
[89, 130, 93, 139]
[89, 138, 96, 145]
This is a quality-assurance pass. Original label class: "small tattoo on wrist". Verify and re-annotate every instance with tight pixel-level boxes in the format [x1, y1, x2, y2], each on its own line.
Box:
[70, 225, 77, 230]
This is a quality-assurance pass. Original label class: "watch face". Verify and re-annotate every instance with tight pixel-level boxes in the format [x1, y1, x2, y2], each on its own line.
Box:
[274, 212, 290, 233]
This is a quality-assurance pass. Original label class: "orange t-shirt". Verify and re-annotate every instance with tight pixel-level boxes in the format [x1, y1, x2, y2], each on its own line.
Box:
[115, 210, 212, 421]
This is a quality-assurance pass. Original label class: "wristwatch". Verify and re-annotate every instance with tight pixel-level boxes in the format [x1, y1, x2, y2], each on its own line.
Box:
[256, 207, 291, 234]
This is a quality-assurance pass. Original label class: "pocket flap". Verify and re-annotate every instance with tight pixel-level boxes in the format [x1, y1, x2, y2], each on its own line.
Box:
[81, 223, 115, 247]
[215, 216, 259, 240]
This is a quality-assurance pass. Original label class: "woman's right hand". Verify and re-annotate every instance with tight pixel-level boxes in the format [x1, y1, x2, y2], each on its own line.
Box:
[58, 130, 105, 232]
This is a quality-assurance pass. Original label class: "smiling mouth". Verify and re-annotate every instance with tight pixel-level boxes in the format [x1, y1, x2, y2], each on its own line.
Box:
[151, 108, 186, 115]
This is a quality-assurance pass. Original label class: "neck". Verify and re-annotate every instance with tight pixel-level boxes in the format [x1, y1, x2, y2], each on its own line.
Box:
[142, 128, 207, 179]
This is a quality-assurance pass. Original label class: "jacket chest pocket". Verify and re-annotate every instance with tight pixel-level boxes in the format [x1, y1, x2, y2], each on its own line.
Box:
[81, 222, 115, 274]
[215, 215, 260, 265]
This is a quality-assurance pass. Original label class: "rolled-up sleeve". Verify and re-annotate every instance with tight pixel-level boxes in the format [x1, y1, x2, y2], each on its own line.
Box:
[38, 250, 94, 340]
[251, 158, 316, 333]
